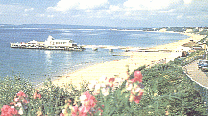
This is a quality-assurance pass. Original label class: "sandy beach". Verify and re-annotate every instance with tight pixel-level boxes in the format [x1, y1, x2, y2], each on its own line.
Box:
[52, 32, 205, 88]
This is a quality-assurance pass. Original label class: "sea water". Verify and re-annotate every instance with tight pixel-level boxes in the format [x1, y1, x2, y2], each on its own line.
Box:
[0, 24, 189, 85]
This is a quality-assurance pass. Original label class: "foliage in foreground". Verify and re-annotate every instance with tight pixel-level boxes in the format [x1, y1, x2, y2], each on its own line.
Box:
[140, 63, 207, 115]
[0, 56, 207, 115]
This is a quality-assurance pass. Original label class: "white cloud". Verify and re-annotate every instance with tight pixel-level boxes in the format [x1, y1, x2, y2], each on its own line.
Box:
[47, 15, 54, 18]
[123, 0, 180, 10]
[159, 9, 176, 13]
[177, 15, 183, 19]
[106, 5, 122, 14]
[47, 0, 108, 12]
[24, 8, 34, 12]
[36, 14, 45, 17]
[23, 14, 28, 16]
[109, 5, 121, 12]
[183, 0, 192, 4]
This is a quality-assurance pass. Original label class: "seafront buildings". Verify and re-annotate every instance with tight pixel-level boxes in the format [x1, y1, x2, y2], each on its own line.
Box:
[143, 27, 208, 34]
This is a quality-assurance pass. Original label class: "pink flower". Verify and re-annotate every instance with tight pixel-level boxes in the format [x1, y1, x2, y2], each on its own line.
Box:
[131, 71, 143, 83]
[1, 105, 18, 116]
[71, 106, 78, 116]
[78, 91, 97, 115]
[84, 99, 96, 109]
[83, 91, 96, 102]
[60, 113, 64, 116]
[82, 91, 97, 108]
[17, 90, 26, 97]
[78, 106, 89, 116]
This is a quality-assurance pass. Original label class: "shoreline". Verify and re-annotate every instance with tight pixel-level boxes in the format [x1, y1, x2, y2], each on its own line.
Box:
[52, 32, 205, 89]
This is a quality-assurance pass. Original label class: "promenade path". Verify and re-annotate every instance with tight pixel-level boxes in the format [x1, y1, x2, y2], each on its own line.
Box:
[184, 60, 208, 88]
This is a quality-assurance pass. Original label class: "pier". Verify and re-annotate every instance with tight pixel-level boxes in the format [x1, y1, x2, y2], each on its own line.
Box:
[10, 35, 85, 51]
[11, 42, 172, 52]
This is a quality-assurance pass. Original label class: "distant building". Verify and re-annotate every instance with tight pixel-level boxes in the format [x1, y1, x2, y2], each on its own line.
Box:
[199, 28, 204, 32]
[185, 29, 193, 33]
[159, 28, 167, 32]
[45, 35, 77, 48]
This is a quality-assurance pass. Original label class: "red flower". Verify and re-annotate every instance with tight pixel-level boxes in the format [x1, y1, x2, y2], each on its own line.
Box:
[109, 78, 115, 87]
[16, 91, 26, 97]
[134, 95, 142, 104]
[22, 99, 29, 104]
[33, 91, 41, 99]
[134, 90, 143, 104]
[98, 108, 103, 112]
[138, 89, 144, 96]
[33, 91, 37, 99]
[1, 105, 18, 116]
[109, 78, 115, 83]
[60, 113, 64, 116]
[37, 94, 41, 99]
[131, 71, 143, 83]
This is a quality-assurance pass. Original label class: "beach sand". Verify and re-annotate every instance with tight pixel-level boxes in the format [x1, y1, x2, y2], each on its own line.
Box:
[52, 33, 205, 89]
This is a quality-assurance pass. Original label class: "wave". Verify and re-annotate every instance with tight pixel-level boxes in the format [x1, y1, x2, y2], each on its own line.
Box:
[61, 33, 74, 36]
[0, 27, 49, 30]
[116, 29, 143, 32]
[89, 34, 98, 35]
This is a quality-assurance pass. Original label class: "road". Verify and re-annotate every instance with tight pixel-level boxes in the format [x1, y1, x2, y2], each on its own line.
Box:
[184, 60, 208, 88]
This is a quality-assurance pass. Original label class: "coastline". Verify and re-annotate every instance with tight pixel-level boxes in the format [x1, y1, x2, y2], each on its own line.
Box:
[52, 32, 205, 89]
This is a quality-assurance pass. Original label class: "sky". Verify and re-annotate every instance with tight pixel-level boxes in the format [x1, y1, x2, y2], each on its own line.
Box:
[0, 0, 208, 27]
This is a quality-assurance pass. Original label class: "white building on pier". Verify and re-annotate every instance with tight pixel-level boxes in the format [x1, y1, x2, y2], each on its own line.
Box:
[44, 35, 77, 48]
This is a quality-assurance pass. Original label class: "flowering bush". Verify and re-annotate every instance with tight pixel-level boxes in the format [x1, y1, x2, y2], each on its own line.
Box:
[0, 57, 207, 115]
[58, 71, 144, 116]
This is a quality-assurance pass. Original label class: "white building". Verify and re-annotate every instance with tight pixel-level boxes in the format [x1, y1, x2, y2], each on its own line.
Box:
[44, 35, 77, 48]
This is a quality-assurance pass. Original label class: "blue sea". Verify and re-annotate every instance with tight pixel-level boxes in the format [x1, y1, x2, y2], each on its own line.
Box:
[0, 24, 189, 85]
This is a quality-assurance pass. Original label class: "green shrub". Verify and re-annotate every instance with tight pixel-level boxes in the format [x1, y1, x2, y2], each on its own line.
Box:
[0, 76, 33, 108]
